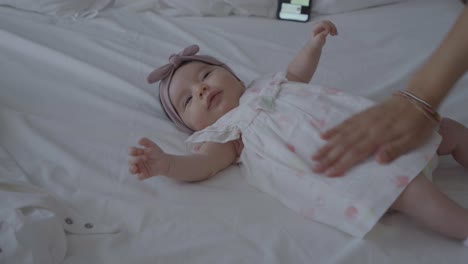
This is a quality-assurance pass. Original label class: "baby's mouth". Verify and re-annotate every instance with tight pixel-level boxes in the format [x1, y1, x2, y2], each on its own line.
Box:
[207, 91, 222, 110]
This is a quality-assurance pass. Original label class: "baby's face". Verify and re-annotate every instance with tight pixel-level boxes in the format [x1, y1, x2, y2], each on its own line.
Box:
[169, 62, 245, 131]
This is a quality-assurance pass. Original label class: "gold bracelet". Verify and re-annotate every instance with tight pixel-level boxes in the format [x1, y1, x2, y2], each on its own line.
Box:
[393, 91, 441, 123]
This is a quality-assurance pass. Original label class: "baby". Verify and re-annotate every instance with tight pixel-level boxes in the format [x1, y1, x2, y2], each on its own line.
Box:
[129, 21, 468, 243]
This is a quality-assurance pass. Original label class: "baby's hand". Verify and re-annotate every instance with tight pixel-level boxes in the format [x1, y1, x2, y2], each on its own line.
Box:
[128, 137, 171, 180]
[310, 20, 338, 48]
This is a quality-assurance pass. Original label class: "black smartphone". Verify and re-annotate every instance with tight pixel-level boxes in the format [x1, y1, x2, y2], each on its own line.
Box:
[277, 0, 312, 22]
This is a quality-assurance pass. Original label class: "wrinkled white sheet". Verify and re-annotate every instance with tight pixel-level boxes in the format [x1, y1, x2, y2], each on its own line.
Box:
[1, 0, 467, 263]
[0, 0, 113, 19]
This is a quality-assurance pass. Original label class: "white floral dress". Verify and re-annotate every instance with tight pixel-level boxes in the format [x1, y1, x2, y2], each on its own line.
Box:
[186, 72, 441, 237]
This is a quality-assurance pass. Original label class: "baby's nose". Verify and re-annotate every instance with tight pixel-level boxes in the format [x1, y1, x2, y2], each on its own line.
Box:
[198, 86, 207, 98]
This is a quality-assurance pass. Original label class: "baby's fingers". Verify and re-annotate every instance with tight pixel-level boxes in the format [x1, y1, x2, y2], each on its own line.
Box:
[129, 156, 147, 165]
[328, 21, 338, 35]
[313, 20, 337, 36]
[312, 25, 329, 37]
[128, 157, 150, 180]
[128, 147, 145, 156]
[128, 157, 147, 176]
[138, 137, 158, 149]
[129, 164, 139, 175]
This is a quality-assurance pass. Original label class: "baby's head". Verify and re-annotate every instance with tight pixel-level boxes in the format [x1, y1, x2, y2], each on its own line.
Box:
[148, 45, 244, 133]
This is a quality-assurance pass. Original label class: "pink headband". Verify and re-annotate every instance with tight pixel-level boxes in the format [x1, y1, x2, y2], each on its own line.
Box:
[147, 45, 239, 134]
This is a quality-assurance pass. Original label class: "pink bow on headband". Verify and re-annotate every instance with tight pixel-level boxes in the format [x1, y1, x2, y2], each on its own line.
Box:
[147, 45, 200, 84]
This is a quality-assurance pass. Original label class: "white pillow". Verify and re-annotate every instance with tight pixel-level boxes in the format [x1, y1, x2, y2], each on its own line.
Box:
[115, 0, 409, 17]
[312, 0, 408, 14]
[225, 0, 408, 17]
[157, 0, 233, 16]
[0, 0, 113, 19]
[155, 0, 276, 17]
[226, 0, 277, 17]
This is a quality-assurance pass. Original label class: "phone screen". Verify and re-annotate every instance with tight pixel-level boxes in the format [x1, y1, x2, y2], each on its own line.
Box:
[277, 0, 312, 22]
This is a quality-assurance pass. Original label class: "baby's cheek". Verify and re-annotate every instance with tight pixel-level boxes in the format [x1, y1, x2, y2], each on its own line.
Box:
[191, 112, 214, 131]
[219, 102, 235, 116]
[190, 102, 233, 131]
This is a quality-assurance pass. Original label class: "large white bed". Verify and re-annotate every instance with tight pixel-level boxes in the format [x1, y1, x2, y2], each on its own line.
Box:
[1, 0, 468, 263]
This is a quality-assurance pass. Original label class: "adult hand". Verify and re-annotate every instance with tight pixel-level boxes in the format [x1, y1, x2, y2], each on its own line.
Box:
[312, 6, 468, 177]
[312, 96, 437, 177]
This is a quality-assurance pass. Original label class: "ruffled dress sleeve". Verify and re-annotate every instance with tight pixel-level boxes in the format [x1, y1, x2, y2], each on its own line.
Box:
[185, 109, 243, 154]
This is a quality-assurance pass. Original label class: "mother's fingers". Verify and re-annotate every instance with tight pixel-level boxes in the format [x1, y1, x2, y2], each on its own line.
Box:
[313, 96, 437, 176]
[324, 143, 371, 177]
[312, 100, 397, 175]
[314, 130, 377, 176]
[313, 119, 359, 161]
[320, 115, 357, 140]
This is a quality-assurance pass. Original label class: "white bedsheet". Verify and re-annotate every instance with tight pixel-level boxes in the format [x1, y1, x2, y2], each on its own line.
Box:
[1, 0, 467, 263]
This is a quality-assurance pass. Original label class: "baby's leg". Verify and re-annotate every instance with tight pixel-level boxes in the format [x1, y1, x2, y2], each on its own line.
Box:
[390, 173, 468, 241]
[437, 118, 468, 168]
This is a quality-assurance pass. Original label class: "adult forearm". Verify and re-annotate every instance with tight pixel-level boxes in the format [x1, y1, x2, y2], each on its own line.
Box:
[407, 7, 468, 107]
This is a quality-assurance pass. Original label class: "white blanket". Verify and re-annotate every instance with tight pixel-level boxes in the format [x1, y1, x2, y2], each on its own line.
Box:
[1, 0, 467, 263]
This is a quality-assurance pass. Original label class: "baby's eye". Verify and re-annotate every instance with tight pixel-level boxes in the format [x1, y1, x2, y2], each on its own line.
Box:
[184, 96, 192, 108]
[203, 71, 211, 80]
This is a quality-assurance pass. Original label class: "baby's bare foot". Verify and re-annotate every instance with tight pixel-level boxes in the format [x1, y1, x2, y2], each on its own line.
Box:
[438, 118, 468, 169]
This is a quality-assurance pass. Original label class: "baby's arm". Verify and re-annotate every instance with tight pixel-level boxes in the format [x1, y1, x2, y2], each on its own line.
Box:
[128, 137, 237, 182]
[286, 20, 337, 83]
